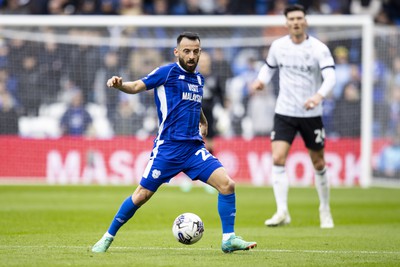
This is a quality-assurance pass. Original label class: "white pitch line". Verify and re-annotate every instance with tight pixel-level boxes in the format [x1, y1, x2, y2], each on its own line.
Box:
[0, 245, 399, 255]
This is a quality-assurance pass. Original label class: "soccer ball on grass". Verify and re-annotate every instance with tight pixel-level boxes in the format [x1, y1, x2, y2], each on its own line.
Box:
[172, 212, 204, 245]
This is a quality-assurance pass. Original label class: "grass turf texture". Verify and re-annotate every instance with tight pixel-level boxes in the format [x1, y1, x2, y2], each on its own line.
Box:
[0, 185, 399, 267]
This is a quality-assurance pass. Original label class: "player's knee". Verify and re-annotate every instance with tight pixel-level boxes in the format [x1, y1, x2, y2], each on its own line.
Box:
[272, 154, 286, 166]
[218, 178, 235, 195]
[313, 159, 325, 171]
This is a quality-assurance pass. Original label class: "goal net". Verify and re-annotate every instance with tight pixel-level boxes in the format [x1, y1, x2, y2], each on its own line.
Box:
[0, 15, 396, 187]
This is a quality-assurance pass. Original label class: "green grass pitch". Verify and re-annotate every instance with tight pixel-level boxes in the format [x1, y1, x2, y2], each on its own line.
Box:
[0, 185, 399, 266]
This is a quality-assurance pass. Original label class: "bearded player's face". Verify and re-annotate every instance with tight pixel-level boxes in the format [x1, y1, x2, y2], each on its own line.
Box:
[174, 37, 201, 72]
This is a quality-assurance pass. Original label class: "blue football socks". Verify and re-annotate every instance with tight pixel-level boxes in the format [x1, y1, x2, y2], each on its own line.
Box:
[218, 193, 236, 234]
[107, 196, 139, 236]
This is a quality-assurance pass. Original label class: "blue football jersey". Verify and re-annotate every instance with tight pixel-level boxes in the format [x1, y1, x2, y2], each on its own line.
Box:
[141, 62, 204, 141]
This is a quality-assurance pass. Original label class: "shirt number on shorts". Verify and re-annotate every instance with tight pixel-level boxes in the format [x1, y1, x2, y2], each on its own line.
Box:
[314, 129, 325, 144]
[195, 148, 212, 161]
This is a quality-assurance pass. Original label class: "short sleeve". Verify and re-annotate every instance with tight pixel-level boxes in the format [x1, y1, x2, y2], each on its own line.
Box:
[318, 44, 335, 70]
[266, 42, 278, 68]
[141, 66, 169, 90]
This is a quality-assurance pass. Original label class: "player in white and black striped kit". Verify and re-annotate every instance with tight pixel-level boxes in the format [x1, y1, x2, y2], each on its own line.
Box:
[252, 4, 336, 228]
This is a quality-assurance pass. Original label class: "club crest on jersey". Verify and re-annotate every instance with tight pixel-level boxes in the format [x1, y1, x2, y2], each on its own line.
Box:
[152, 169, 161, 179]
[179, 75, 185, 80]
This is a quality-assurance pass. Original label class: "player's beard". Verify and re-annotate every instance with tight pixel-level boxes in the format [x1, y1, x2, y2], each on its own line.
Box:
[179, 57, 197, 72]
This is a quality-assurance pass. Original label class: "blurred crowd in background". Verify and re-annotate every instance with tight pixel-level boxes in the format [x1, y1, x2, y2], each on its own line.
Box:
[0, 0, 399, 143]
[0, 0, 400, 25]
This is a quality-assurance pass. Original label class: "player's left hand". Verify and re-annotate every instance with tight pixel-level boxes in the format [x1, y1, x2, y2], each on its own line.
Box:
[304, 93, 323, 110]
[199, 122, 208, 138]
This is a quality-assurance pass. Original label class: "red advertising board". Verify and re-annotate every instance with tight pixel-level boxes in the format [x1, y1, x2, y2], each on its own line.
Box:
[0, 136, 387, 186]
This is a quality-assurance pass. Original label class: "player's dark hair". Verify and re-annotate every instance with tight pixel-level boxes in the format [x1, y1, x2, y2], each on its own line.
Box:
[177, 32, 201, 45]
[284, 4, 306, 17]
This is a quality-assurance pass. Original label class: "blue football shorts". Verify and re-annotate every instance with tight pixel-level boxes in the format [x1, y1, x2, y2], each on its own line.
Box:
[139, 139, 223, 192]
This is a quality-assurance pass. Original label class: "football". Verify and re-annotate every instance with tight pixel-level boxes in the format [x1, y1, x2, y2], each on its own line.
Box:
[172, 212, 204, 245]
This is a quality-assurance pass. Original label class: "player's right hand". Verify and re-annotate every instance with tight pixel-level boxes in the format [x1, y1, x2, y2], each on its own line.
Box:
[250, 80, 264, 94]
[107, 76, 123, 88]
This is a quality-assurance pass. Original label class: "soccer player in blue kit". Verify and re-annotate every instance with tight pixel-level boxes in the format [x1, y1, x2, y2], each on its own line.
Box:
[92, 32, 257, 253]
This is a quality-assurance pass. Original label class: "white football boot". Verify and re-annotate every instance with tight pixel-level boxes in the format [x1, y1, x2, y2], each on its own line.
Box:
[319, 209, 334, 229]
[264, 211, 291, 227]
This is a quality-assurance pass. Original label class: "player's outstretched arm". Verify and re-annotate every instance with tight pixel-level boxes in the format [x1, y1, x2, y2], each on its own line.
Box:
[107, 76, 147, 94]
[251, 63, 276, 94]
